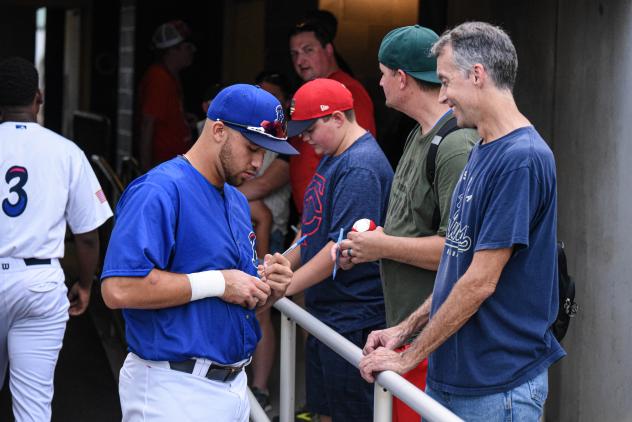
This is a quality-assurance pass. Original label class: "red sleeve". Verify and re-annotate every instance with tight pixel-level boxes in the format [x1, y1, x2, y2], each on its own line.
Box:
[289, 137, 321, 215]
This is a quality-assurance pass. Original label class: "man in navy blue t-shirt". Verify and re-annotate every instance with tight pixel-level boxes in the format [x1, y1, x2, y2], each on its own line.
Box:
[284, 78, 393, 422]
[359, 22, 565, 421]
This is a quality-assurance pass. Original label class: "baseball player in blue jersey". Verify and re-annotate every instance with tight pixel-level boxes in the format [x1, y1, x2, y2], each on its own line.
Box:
[0, 57, 113, 421]
[101, 84, 297, 421]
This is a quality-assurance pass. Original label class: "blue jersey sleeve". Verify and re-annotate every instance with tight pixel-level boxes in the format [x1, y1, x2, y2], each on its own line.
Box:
[475, 166, 532, 251]
[102, 181, 177, 278]
[329, 167, 386, 242]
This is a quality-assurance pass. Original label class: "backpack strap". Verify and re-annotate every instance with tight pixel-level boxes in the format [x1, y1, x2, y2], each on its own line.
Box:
[427, 116, 459, 229]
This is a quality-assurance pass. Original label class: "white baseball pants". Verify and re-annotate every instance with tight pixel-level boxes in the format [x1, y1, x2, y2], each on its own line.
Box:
[119, 353, 250, 422]
[0, 258, 69, 422]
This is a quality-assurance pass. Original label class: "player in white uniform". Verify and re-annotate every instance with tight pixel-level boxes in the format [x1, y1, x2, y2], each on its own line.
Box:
[0, 57, 113, 421]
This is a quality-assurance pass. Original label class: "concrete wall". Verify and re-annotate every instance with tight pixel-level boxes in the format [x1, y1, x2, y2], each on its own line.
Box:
[550, 0, 632, 420]
[319, 0, 421, 167]
[447, 1, 632, 420]
[446, 0, 558, 141]
[222, 0, 265, 84]
[320, 0, 419, 87]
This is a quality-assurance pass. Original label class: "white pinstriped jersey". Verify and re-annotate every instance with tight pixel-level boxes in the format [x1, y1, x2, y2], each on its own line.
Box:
[0, 121, 112, 259]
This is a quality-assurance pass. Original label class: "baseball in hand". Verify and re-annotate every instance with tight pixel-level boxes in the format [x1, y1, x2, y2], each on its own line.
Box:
[351, 218, 376, 233]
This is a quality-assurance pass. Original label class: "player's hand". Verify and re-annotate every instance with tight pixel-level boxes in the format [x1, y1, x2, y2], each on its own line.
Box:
[68, 282, 91, 316]
[222, 270, 271, 309]
[330, 242, 354, 271]
[339, 226, 386, 264]
[359, 347, 416, 383]
[257, 253, 293, 307]
[363, 325, 406, 355]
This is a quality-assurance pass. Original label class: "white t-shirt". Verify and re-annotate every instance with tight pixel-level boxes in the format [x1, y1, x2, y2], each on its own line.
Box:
[0, 122, 113, 259]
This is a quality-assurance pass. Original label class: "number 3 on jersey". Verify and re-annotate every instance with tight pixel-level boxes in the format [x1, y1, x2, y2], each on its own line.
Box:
[3, 166, 28, 217]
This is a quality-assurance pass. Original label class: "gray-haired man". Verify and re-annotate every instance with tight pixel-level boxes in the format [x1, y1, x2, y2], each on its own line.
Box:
[359, 22, 565, 421]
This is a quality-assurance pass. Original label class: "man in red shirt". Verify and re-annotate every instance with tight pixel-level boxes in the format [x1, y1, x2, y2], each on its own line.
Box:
[288, 20, 376, 214]
[138, 20, 196, 171]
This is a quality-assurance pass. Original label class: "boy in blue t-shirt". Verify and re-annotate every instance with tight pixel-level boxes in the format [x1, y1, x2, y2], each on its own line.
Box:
[284, 78, 393, 422]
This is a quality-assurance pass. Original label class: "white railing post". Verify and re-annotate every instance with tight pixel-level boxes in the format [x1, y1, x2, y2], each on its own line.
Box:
[248, 387, 271, 422]
[279, 313, 296, 422]
[374, 383, 392, 422]
[373, 382, 393, 422]
[272, 298, 463, 422]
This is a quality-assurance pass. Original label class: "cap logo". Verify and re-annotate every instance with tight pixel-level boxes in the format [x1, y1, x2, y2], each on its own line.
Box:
[320, 105, 330, 112]
[275, 105, 285, 124]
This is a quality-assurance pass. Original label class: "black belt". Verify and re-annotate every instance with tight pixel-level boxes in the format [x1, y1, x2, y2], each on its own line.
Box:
[24, 258, 51, 266]
[169, 359, 245, 382]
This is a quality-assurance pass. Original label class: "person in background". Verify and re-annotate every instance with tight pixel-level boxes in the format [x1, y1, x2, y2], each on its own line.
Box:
[288, 17, 376, 216]
[302, 10, 355, 77]
[196, 82, 224, 136]
[237, 70, 294, 412]
[138, 20, 197, 171]
[0, 57, 112, 421]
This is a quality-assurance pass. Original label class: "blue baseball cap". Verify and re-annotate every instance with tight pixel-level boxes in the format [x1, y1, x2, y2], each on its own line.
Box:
[207, 84, 299, 155]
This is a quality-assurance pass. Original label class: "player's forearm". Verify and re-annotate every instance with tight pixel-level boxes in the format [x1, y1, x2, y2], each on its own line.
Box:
[102, 269, 191, 309]
[74, 229, 99, 290]
[382, 234, 445, 271]
[286, 241, 334, 296]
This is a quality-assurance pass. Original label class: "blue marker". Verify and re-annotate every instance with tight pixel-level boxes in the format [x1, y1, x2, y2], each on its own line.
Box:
[333, 227, 344, 279]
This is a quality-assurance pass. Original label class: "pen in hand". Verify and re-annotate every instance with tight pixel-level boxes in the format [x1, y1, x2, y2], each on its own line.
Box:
[282, 234, 308, 256]
[259, 234, 306, 274]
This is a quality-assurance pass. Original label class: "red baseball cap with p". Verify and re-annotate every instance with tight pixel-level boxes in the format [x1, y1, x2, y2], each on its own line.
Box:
[287, 78, 354, 136]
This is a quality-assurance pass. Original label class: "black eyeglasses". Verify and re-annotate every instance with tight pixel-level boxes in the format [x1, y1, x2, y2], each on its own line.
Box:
[218, 119, 288, 140]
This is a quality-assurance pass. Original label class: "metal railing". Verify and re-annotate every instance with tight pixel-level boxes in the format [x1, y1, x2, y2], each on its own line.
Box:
[248, 297, 463, 422]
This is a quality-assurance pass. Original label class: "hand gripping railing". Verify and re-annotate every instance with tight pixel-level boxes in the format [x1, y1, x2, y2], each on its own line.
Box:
[247, 297, 463, 422]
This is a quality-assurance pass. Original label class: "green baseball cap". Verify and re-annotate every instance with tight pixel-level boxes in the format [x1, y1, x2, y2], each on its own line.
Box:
[378, 25, 440, 84]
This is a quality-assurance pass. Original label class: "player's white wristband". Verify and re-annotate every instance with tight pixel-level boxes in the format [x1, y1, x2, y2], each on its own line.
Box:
[187, 270, 225, 301]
